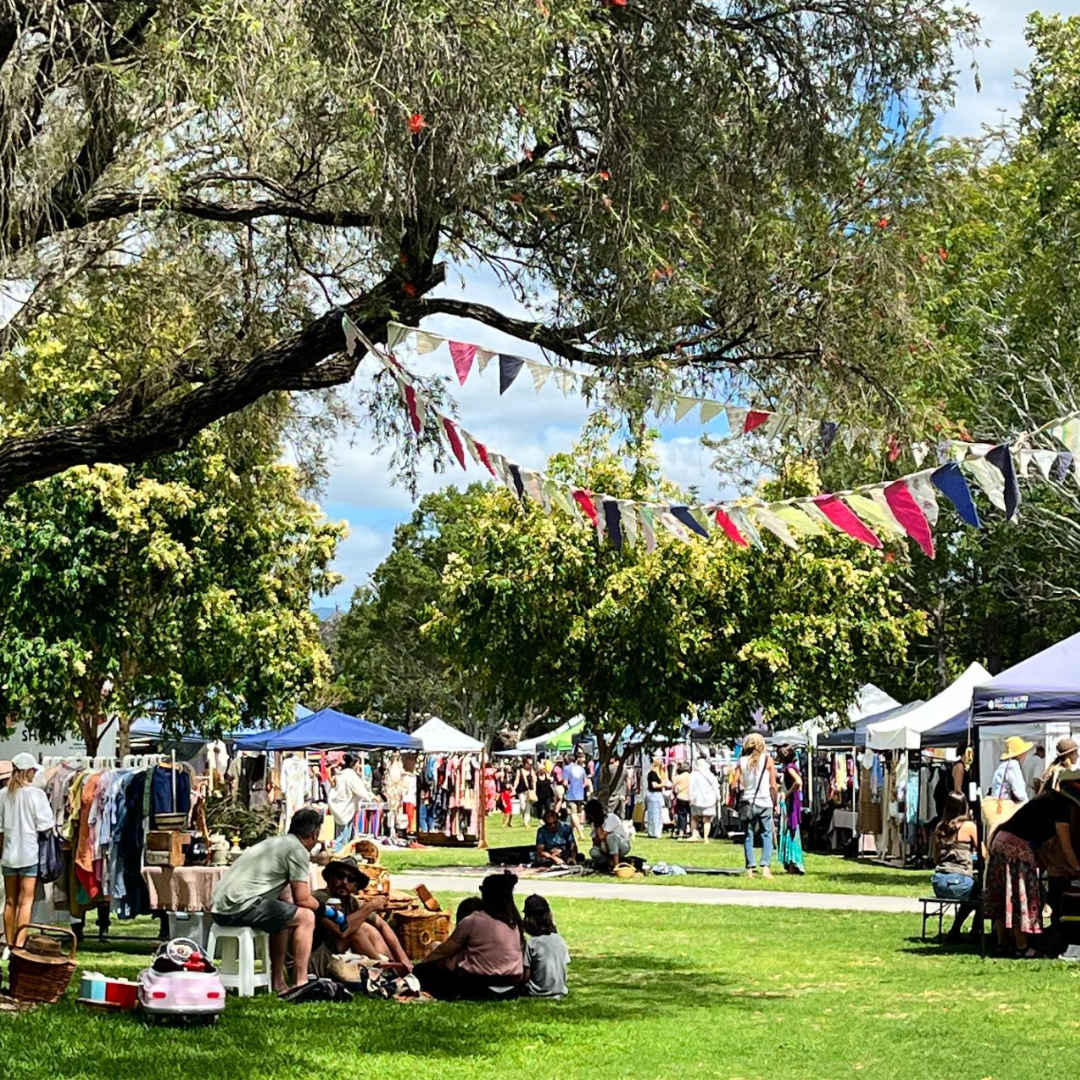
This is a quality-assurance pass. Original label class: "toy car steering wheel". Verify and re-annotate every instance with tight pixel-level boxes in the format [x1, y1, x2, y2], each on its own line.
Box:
[164, 937, 202, 966]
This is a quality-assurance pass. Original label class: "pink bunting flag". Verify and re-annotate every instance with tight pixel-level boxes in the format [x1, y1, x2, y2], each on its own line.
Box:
[572, 489, 599, 527]
[744, 410, 770, 433]
[403, 383, 422, 435]
[813, 495, 883, 548]
[473, 438, 496, 476]
[449, 342, 478, 385]
[883, 479, 935, 558]
[714, 507, 749, 547]
[442, 416, 467, 469]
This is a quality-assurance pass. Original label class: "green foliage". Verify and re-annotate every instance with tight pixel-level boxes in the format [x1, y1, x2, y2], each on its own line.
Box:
[426, 435, 922, 761]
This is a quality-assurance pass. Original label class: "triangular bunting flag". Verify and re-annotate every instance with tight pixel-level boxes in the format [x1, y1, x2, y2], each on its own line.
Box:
[387, 322, 411, 350]
[449, 341, 477, 385]
[546, 480, 579, 520]
[603, 499, 624, 550]
[474, 438, 496, 477]
[762, 413, 790, 440]
[690, 506, 712, 535]
[796, 420, 817, 445]
[820, 420, 839, 456]
[912, 442, 929, 468]
[342, 314, 361, 356]
[907, 473, 940, 527]
[525, 359, 552, 393]
[713, 507, 749, 547]
[812, 495, 883, 548]
[403, 382, 424, 435]
[461, 429, 483, 468]
[752, 504, 798, 548]
[1055, 451, 1074, 483]
[638, 506, 658, 553]
[773, 505, 823, 536]
[845, 493, 906, 536]
[726, 506, 764, 551]
[699, 401, 724, 424]
[476, 347, 495, 372]
[986, 444, 1021, 521]
[659, 511, 692, 544]
[618, 501, 639, 549]
[670, 505, 709, 539]
[522, 469, 548, 509]
[415, 330, 444, 355]
[744, 410, 770, 434]
[674, 396, 698, 423]
[1051, 418, 1080, 455]
[841, 426, 859, 453]
[725, 407, 748, 434]
[499, 354, 526, 394]
[505, 462, 525, 499]
[555, 370, 576, 395]
[883, 480, 935, 558]
[572, 489, 599, 527]
[930, 463, 981, 528]
[441, 417, 467, 468]
[935, 441, 951, 466]
[964, 456, 1007, 512]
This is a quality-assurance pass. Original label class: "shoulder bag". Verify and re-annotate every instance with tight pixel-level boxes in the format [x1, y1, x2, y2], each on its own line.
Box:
[37, 827, 63, 884]
[738, 756, 768, 824]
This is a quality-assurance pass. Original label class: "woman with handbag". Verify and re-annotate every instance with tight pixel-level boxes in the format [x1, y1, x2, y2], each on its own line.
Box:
[514, 758, 538, 826]
[0, 753, 55, 949]
[733, 733, 778, 878]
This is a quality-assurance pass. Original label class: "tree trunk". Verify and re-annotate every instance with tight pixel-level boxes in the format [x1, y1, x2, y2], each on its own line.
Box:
[117, 714, 131, 760]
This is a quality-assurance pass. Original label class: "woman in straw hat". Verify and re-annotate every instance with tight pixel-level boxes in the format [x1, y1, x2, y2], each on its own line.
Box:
[988, 735, 1034, 805]
[1036, 737, 1080, 795]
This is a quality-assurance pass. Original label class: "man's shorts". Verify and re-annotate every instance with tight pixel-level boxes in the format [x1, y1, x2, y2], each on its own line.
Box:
[212, 896, 297, 935]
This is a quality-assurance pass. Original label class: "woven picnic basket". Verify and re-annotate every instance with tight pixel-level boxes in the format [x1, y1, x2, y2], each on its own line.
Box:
[9, 924, 78, 1004]
[391, 909, 451, 961]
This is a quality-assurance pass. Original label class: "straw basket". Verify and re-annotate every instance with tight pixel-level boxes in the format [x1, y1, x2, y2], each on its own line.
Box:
[392, 909, 451, 961]
[9, 924, 78, 1004]
[613, 863, 636, 879]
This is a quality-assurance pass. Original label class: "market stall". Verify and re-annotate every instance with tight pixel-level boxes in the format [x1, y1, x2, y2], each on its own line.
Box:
[411, 717, 486, 848]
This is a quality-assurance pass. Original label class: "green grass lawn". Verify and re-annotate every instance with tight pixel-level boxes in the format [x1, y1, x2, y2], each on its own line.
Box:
[0, 897, 1076, 1080]
[379, 815, 926, 898]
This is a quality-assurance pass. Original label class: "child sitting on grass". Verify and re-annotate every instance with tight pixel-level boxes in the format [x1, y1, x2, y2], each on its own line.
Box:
[522, 894, 570, 998]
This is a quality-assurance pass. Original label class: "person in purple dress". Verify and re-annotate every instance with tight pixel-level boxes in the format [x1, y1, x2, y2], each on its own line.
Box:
[776, 744, 805, 875]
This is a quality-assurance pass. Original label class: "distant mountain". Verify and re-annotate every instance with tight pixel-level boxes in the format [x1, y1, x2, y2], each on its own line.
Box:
[311, 606, 340, 622]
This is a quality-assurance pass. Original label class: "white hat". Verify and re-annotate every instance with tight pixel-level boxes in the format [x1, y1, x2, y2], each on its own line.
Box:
[11, 752, 39, 772]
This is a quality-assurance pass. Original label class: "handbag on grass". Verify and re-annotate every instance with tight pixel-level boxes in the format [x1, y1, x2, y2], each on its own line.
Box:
[738, 756, 769, 824]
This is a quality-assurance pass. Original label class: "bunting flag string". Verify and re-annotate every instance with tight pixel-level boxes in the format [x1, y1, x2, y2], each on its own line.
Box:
[346, 315, 1080, 563]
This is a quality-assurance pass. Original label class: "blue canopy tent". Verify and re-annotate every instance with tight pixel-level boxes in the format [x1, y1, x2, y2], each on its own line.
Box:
[919, 708, 968, 748]
[234, 708, 421, 751]
[130, 704, 314, 745]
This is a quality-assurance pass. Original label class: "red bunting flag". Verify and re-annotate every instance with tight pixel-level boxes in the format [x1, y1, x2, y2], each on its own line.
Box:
[442, 416, 466, 468]
[813, 495, 883, 548]
[473, 438, 496, 476]
[403, 383, 423, 435]
[572, 489, 599, 526]
[883, 479, 935, 558]
[449, 341, 478, 385]
[744, 411, 770, 433]
[714, 507, 749, 547]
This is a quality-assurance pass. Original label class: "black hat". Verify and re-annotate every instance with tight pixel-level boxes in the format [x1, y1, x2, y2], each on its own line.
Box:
[324, 855, 370, 888]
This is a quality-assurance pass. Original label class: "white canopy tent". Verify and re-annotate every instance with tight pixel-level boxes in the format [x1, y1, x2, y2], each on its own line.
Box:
[410, 717, 484, 753]
[770, 683, 901, 747]
[865, 662, 991, 751]
[497, 716, 584, 756]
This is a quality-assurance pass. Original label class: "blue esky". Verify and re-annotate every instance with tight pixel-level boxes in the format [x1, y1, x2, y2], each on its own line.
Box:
[316, 1, 1080, 606]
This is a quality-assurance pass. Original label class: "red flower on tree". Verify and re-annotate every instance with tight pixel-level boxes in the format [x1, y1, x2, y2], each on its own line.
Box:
[877, 217, 889, 229]
[401, 282, 418, 298]
[937, 247, 948, 261]
[408, 113, 428, 136]
[598, 170, 610, 181]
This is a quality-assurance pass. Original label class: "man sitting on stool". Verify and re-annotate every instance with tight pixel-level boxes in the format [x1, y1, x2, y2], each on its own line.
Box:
[534, 808, 577, 867]
[311, 856, 412, 973]
[211, 808, 347, 998]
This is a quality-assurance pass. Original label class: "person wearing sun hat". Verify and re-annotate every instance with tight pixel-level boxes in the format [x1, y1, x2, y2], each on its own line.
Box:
[1037, 737, 1080, 795]
[988, 735, 1034, 806]
[0, 752, 54, 949]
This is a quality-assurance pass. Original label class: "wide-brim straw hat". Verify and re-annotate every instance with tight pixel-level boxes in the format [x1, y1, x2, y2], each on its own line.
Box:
[1054, 737, 1079, 762]
[1001, 735, 1034, 760]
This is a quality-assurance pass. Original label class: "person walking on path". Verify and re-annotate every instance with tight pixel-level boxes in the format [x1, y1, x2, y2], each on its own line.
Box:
[514, 758, 539, 826]
[734, 734, 778, 878]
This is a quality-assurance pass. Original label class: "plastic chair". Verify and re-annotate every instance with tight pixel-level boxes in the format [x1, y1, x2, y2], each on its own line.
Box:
[205, 924, 272, 997]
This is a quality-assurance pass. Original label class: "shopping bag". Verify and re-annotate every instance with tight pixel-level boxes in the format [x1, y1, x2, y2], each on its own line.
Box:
[980, 796, 1020, 858]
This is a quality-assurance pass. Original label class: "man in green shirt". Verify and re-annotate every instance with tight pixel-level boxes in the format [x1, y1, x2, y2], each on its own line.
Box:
[212, 808, 345, 996]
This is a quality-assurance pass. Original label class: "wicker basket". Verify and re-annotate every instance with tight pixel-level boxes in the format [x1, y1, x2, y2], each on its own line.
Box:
[9, 924, 78, 1004]
[391, 909, 451, 961]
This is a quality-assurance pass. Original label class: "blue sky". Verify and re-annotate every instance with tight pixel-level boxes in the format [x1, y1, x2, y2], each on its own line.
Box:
[316, 0, 1080, 607]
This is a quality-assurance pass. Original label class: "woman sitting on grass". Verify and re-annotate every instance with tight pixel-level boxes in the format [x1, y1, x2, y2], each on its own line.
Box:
[522, 894, 570, 998]
[413, 874, 524, 1000]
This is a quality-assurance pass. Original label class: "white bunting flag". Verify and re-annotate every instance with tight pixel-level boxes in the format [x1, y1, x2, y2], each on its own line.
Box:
[725, 406, 748, 434]
[555, 369, 576, 396]
[907, 473, 940, 527]
[773, 505, 824, 536]
[526, 360, 553, 393]
[1032, 449, 1057, 482]
[659, 511, 692, 544]
[912, 442, 929, 468]
[726, 506, 764, 550]
[475, 347, 496, 372]
[618, 500, 639, 549]
[699, 401, 724, 424]
[752, 504, 798, 548]
[415, 330, 444, 355]
[387, 322, 410, 350]
[846, 492, 905, 536]
[964, 456, 1007, 512]
[638, 506, 658, 553]
[674, 396, 698, 423]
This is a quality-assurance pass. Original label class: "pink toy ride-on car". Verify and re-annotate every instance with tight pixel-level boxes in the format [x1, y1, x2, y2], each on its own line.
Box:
[138, 937, 226, 1024]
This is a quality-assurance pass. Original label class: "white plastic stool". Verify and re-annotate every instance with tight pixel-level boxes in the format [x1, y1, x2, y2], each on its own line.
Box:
[205, 924, 272, 997]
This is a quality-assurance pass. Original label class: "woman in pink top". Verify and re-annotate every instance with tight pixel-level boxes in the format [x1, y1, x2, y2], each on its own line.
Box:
[414, 873, 524, 999]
